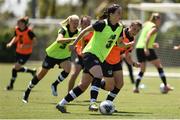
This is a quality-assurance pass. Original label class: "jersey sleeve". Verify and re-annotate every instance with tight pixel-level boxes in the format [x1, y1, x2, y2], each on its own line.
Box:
[28, 30, 36, 40]
[92, 20, 106, 32]
[58, 27, 66, 36]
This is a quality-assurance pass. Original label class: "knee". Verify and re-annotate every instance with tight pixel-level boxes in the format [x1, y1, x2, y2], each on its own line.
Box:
[105, 84, 114, 91]
[78, 83, 88, 91]
[115, 80, 124, 89]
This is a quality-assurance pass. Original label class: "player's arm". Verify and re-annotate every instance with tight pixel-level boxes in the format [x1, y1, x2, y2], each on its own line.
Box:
[124, 52, 140, 68]
[56, 33, 77, 43]
[73, 26, 93, 46]
[69, 26, 93, 52]
[144, 27, 158, 55]
[6, 36, 16, 48]
[173, 45, 180, 50]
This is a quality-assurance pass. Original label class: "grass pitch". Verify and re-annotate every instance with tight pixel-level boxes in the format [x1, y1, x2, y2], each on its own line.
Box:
[0, 62, 180, 119]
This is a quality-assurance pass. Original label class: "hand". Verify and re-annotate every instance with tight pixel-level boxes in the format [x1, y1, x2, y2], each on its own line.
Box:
[173, 45, 180, 50]
[144, 48, 150, 56]
[6, 43, 12, 48]
[69, 45, 76, 52]
[153, 43, 159, 48]
[133, 62, 140, 68]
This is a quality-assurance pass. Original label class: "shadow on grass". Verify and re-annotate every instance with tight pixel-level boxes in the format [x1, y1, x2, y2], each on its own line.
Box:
[90, 110, 152, 116]
[5, 89, 41, 93]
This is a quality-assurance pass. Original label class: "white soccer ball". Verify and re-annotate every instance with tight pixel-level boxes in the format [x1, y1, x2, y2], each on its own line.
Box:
[99, 100, 115, 115]
[160, 83, 167, 94]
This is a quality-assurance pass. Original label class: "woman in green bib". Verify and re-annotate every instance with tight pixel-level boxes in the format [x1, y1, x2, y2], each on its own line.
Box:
[134, 13, 173, 93]
[22, 15, 80, 103]
[56, 4, 123, 113]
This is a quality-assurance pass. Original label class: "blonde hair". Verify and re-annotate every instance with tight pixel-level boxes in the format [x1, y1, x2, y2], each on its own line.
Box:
[60, 14, 79, 26]
[149, 13, 160, 23]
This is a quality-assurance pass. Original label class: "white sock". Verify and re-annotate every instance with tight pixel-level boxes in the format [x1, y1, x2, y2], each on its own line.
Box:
[58, 98, 68, 106]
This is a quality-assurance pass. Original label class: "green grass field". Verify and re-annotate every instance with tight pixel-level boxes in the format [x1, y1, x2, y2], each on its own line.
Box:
[0, 62, 180, 119]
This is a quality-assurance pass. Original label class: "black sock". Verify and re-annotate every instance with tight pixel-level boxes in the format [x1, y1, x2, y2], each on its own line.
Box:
[157, 68, 167, 86]
[100, 80, 105, 90]
[126, 60, 135, 84]
[9, 68, 17, 86]
[17, 67, 35, 74]
[90, 77, 101, 102]
[65, 86, 83, 102]
[12, 68, 17, 78]
[28, 76, 39, 89]
[52, 71, 69, 86]
[135, 71, 144, 88]
[106, 87, 120, 101]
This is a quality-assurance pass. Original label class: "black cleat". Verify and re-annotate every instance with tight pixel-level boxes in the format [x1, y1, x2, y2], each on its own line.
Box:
[22, 89, 31, 103]
[6, 85, 13, 91]
[56, 104, 67, 113]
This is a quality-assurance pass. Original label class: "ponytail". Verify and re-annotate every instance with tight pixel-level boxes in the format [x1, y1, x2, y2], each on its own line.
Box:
[60, 14, 79, 27]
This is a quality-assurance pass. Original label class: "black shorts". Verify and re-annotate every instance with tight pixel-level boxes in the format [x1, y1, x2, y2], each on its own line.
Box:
[136, 48, 158, 62]
[101, 61, 122, 77]
[16, 53, 31, 65]
[42, 55, 70, 69]
[83, 53, 101, 73]
[74, 55, 84, 68]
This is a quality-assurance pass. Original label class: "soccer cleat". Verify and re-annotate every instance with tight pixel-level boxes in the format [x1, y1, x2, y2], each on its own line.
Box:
[56, 104, 67, 113]
[22, 89, 31, 103]
[6, 85, 13, 91]
[163, 85, 174, 94]
[51, 84, 58, 96]
[89, 102, 98, 111]
[133, 88, 140, 93]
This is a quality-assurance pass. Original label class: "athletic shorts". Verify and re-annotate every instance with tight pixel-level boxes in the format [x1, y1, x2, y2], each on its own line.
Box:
[83, 53, 101, 74]
[136, 48, 158, 62]
[16, 52, 31, 65]
[42, 55, 70, 69]
[101, 61, 122, 77]
[74, 55, 84, 68]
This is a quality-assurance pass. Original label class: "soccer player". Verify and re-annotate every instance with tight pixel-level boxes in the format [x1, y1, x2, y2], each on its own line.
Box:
[6, 17, 37, 90]
[50, 15, 93, 96]
[67, 15, 93, 92]
[56, 4, 123, 113]
[22, 15, 80, 103]
[134, 13, 173, 93]
[90, 21, 142, 110]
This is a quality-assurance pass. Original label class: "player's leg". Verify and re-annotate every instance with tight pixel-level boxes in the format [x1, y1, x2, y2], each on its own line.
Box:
[51, 60, 71, 96]
[56, 53, 103, 113]
[56, 73, 93, 113]
[67, 58, 82, 92]
[124, 58, 134, 84]
[6, 63, 22, 90]
[22, 55, 55, 103]
[106, 62, 123, 101]
[22, 67, 49, 103]
[134, 49, 146, 93]
[150, 59, 173, 93]
[15, 54, 36, 76]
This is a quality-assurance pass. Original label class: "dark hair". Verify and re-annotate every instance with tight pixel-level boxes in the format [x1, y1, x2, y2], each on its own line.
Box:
[17, 17, 29, 26]
[80, 15, 91, 24]
[130, 21, 142, 29]
[99, 4, 121, 20]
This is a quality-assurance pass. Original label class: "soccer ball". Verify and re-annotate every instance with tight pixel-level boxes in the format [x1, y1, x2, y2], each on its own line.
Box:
[160, 83, 167, 94]
[99, 100, 115, 115]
